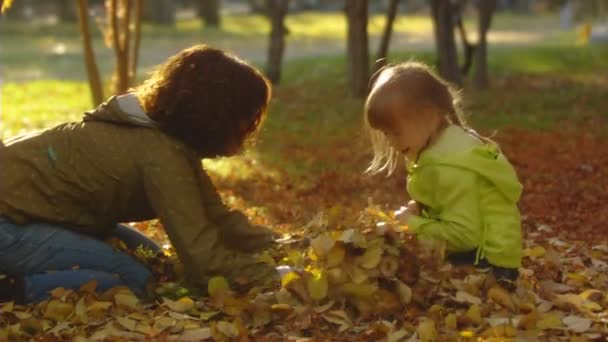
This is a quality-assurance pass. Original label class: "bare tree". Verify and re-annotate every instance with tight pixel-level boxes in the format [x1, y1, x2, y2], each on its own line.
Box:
[197, 0, 221, 28]
[105, 0, 143, 95]
[454, 0, 476, 75]
[430, 0, 461, 85]
[265, 0, 289, 84]
[77, 0, 104, 105]
[473, 0, 496, 89]
[345, 0, 370, 98]
[375, 0, 400, 73]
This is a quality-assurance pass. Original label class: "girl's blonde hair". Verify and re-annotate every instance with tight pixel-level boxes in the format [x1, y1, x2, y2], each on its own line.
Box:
[364, 61, 470, 174]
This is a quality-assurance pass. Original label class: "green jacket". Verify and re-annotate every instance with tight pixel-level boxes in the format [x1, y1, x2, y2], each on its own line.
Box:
[0, 95, 274, 286]
[407, 126, 523, 268]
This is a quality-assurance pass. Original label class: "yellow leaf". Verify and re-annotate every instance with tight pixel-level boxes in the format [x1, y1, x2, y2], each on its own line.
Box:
[463, 304, 482, 326]
[87, 301, 113, 313]
[579, 289, 603, 304]
[181, 327, 212, 341]
[115, 316, 138, 331]
[417, 318, 437, 341]
[271, 303, 294, 316]
[153, 316, 176, 331]
[215, 321, 239, 338]
[358, 245, 383, 269]
[537, 312, 563, 330]
[115, 293, 139, 310]
[163, 297, 195, 313]
[455, 290, 482, 305]
[307, 271, 328, 301]
[21, 317, 43, 335]
[200, 311, 220, 321]
[49, 287, 72, 299]
[74, 297, 88, 323]
[524, 245, 546, 258]
[563, 315, 592, 333]
[44, 300, 74, 321]
[349, 266, 369, 284]
[311, 233, 335, 257]
[459, 330, 474, 338]
[285, 249, 304, 267]
[480, 324, 517, 338]
[326, 244, 346, 267]
[488, 286, 516, 312]
[1, 302, 14, 313]
[256, 251, 276, 266]
[321, 310, 352, 326]
[79, 279, 98, 294]
[395, 280, 412, 305]
[342, 282, 377, 298]
[281, 271, 301, 287]
[135, 322, 155, 335]
[445, 313, 457, 330]
[518, 310, 539, 330]
[208, 276, 230, 296]
[326, 267, 348, 285]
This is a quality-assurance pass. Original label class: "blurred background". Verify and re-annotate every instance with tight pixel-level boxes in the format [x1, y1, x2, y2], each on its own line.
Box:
[1, 0, 607, 236]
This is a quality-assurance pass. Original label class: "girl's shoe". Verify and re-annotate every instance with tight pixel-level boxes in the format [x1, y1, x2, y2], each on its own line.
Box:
[491, 266, 519, 291]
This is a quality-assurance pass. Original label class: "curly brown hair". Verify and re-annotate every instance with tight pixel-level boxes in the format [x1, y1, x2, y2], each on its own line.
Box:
[134, 45, 271, 157]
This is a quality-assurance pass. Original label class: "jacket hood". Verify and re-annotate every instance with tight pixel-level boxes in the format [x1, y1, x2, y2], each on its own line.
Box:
[416, 126, 522, 203]
[83, 94, 157, 128]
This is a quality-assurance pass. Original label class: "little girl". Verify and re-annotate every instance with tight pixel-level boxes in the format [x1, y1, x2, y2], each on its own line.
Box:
[365, 61, 522, 286]
[0, 45, 277, 303]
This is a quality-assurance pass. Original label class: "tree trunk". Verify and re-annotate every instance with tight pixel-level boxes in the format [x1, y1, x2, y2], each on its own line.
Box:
[430, 0, 461, 85]
[197, 0, 221, 28]
[58, 0, 77, 22]
[106, 0, 136, 95]
[473, 0, 496, 89]
[454, 0, 476, 75]
[375, 0, 400, 73]
[76, 0, 104, 106]
[345, 0, 369, 98]
[129, 0, 143, 85]
[265, 0, 289, 84]
[142, 0, 175, 25]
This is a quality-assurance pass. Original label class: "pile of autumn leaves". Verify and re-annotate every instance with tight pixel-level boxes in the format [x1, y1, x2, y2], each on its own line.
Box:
[1, 206, 607, 340]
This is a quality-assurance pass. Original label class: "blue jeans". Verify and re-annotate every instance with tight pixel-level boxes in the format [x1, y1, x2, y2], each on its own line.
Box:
[0, 217, 160, 303]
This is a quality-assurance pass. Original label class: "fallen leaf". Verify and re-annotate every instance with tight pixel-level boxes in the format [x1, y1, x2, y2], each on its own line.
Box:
[208, 276, 230, 296]
[417, 318, 437, 341]
[480, 324, 517, 338]
[115, 316, 138, 331]
[395, 280, 412, 305]
[44, 300, 74, 321]
[488, 286, 516, 312]
[562, 315, 592, 333]
[537, 311, 563, 330]
[307, 271, 328, 301]
[114, 293, 139, 310]
[215, 321, 239, 338]
[163, 297, 195, 313]
[454, 290, 482, 305]
[181, 327, 212, 341]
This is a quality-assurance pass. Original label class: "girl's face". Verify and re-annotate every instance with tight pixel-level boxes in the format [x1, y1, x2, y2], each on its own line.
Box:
[382, 107, 440, 162]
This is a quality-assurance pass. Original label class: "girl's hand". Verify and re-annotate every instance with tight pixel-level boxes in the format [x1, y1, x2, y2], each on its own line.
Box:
[394, 200, 421, 223]
[406, 200, 421, 215]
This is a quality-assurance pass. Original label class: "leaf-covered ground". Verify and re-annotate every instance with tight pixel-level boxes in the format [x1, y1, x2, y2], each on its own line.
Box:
[2, 124, 607, 341]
